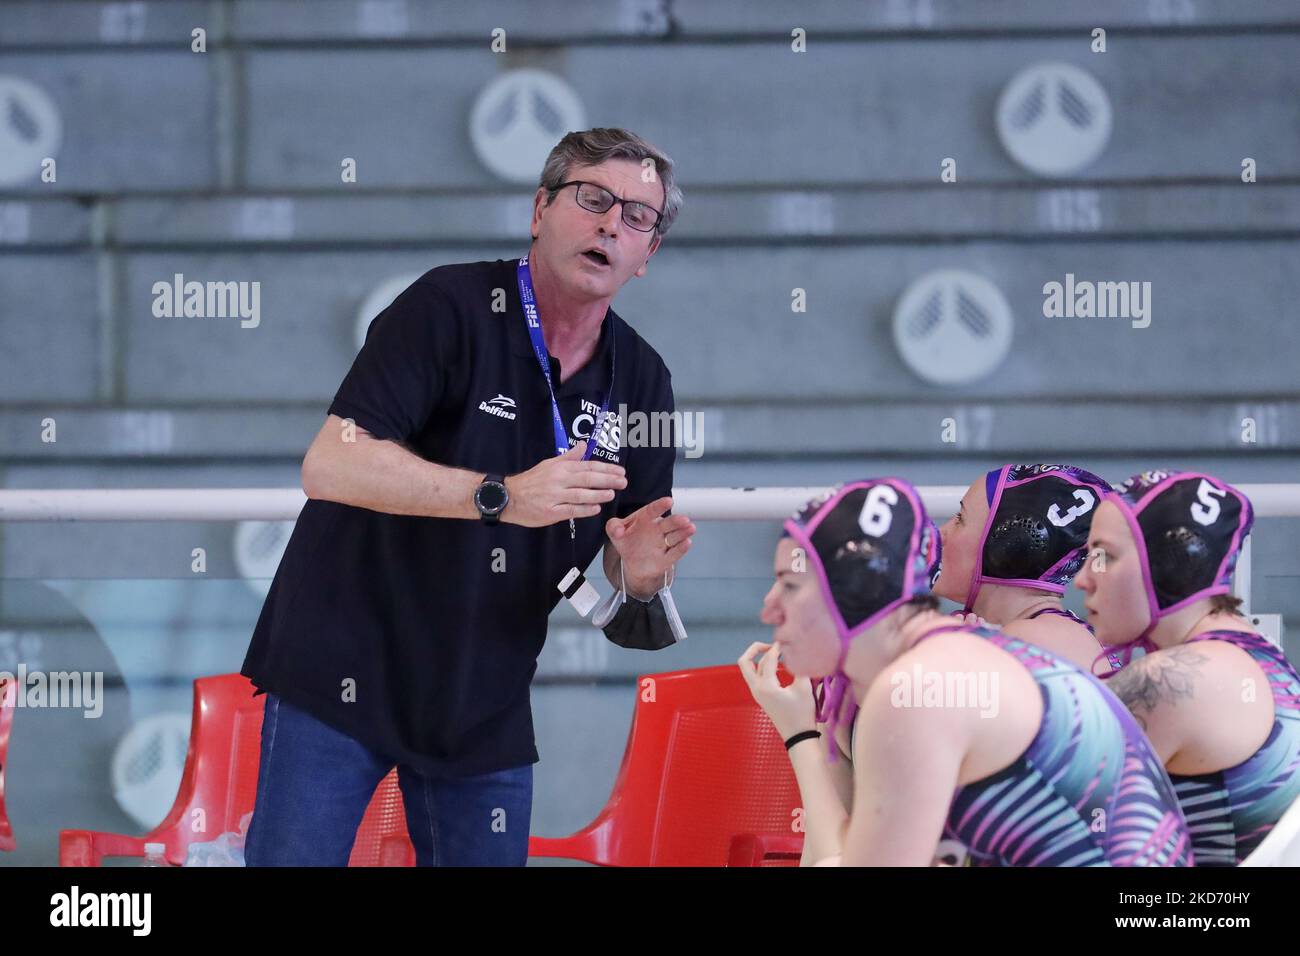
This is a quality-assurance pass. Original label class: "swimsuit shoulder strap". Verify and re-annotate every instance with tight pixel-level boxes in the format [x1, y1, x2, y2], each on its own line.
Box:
[1180, 628, 1289, 667]
[910, 623, 980, 648]
[1182, 627, 1266, 648]
[1027, 606, 1068, 620]
[1027, 606, 1096, 634]
[1179, 628, 1300, 715]
[1025, 606, 1121, 671]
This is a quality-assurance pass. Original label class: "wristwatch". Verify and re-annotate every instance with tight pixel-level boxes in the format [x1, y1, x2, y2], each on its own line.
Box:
[474, 473, 509, 525]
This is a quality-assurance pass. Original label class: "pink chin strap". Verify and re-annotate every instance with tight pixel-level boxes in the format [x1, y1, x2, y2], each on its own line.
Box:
[813, 594, 916, 763]
[816, 667, 859, 764]
[1094, 625, 1159, 679]
[960, 549, 980, 611]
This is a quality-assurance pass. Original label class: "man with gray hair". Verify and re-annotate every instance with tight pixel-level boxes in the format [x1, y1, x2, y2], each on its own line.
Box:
[240, 128, 694, 866]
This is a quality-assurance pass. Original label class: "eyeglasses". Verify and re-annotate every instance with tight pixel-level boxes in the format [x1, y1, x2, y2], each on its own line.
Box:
[554, 180, 663, 233]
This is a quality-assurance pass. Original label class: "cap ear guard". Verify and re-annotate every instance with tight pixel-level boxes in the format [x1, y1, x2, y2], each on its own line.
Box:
[1107, 470, 1254, 643]
[982, 513, 1052, 579]
[1146, 525, 1221, 609]
[964, 464, 1112, 611]
[822, 538, 900, 631]
[791, 479, 924, 641]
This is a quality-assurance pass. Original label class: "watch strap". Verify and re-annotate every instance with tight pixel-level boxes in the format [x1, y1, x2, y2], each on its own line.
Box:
[477, 473, 508, 525]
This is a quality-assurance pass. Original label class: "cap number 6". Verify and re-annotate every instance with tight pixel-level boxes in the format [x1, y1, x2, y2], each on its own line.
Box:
[858, 485, 899, 537]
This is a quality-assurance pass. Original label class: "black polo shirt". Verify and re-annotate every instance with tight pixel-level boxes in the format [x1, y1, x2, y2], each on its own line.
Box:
[240, 257, 676, 778]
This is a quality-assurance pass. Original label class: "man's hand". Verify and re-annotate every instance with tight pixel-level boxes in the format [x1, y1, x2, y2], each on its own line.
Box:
[501, 440, 627, 528]
[604, 496, 695, 599]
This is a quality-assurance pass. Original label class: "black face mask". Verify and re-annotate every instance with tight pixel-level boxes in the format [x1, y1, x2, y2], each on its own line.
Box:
[592, 560, 688, 651]
[599, 591, 682, 651]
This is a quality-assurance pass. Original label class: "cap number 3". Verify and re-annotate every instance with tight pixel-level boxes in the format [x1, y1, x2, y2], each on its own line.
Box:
[1047, 489, 1096, 527]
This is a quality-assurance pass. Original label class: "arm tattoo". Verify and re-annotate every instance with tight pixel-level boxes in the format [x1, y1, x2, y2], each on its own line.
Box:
[1109, 644, 1209, 731]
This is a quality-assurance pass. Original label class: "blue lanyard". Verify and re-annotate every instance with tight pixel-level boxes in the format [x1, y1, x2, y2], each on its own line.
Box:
[516, 255, 615, 460]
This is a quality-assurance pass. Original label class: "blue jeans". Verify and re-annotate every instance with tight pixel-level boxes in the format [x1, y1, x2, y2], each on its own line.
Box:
[243, 693, 533, 866]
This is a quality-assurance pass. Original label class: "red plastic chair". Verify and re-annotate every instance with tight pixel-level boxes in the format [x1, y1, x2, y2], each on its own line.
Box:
[0, 676, 16, 851]
[527, 664, 806, 866]
[59, 674, 415, 866]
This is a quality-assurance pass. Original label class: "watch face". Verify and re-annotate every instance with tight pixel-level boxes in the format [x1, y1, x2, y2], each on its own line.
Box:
[476, 481, 507, 514]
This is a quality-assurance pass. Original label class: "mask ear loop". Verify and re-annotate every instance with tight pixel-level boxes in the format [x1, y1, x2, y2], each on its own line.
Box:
[618, 557, 670, 602]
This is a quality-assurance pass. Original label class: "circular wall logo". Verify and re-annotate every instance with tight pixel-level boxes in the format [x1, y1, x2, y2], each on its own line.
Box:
[355, 273, 424, 351]
[996, 62, 1111, 177]
[469, 69, 586, 183]
[892, 269, 1014, 386]
[0, 76, 62, 186]
[111, 713, 192, 829]
[233, 520, 295, 599]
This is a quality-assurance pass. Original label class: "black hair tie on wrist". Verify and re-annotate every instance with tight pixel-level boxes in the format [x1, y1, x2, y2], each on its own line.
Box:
[784, 729, 822, 751]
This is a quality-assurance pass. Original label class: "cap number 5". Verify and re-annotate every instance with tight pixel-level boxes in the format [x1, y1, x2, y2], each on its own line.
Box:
[1191, 479, 1227, 526]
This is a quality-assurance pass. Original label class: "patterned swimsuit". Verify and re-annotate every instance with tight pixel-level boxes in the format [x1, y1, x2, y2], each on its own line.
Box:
[1027, 606, 1126, 673]
[1165, 629, 1300, 866]
[911, 625, 1192, 866]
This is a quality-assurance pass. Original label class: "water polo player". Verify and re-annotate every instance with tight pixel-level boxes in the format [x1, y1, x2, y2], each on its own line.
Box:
[934, 464, 1122, 675]
[1076, 470, 1300, 865]
[740, 477, 1191, 867]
